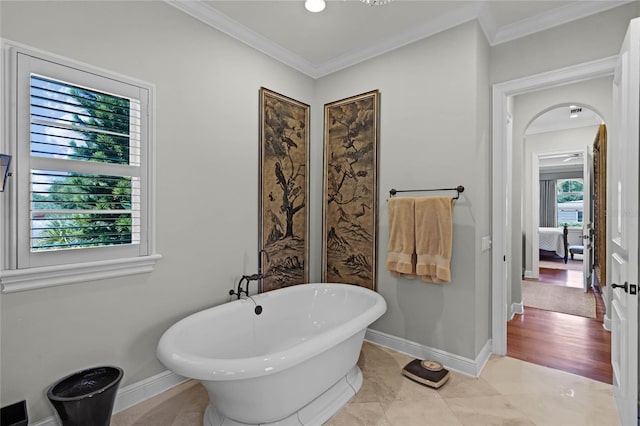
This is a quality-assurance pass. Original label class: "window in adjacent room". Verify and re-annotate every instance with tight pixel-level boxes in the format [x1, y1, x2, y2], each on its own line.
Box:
[1, 43, 159, 292]
[556, 178, 584, 227]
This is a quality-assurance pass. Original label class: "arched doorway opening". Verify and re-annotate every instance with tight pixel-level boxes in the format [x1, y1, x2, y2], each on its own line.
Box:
[507, 104, 611, 383]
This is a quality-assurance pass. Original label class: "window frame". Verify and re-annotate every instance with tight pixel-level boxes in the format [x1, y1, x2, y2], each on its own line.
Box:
[556, 177, 584, 228]
[1, 41, 160, 293]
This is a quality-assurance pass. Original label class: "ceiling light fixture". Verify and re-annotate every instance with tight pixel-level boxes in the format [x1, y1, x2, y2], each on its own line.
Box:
[361, 0, 393, 5]
[305, 0, 325, 12]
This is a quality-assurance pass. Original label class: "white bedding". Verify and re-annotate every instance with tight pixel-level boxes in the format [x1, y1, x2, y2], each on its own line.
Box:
[539, 227, 565, 257]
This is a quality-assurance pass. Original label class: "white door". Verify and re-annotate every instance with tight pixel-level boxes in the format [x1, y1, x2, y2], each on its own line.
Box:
[610, 17, 639, 426]
[582, 145, 592, 292]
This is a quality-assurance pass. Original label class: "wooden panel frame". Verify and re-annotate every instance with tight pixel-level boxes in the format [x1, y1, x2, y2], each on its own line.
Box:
[259, 88, 310, 292]
[593, 124, 607, 286]
[322, 90, 380, 290]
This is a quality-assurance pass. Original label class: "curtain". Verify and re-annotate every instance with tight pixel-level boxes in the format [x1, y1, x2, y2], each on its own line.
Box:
[540, 179, 557, 227]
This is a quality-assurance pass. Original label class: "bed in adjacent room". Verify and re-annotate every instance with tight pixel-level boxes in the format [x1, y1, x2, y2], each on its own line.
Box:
[538, 224, 568, 263]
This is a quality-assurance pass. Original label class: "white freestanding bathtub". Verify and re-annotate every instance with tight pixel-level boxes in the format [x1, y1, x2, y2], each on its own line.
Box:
[157, 283, 386, 426]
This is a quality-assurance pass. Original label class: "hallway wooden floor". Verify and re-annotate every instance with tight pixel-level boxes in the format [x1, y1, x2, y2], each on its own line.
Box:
[507, 261, 613, 384]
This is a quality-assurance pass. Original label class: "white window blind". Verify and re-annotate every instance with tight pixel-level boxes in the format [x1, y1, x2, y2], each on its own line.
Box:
[29, 75, 142, 252]
[1, 46, 158, 282]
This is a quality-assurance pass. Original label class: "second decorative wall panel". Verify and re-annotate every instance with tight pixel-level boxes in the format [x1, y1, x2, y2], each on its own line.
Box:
[322, 90, 380, 290]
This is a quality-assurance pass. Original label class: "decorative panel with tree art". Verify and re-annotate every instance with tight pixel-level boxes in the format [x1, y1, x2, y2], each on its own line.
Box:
[322, 90, 379, 290]
[259, 88, 310, 292]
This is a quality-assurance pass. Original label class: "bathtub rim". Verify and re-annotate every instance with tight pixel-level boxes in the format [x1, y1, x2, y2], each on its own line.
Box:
[156, 283, 386, 381]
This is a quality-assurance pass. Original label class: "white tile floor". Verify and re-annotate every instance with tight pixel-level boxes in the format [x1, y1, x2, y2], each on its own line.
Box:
[111, 342, 621, 426]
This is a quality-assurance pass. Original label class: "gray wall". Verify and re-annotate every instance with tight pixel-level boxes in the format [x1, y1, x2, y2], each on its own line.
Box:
[473, 22, 492, 359]
[0, 1, 315, 420]
[490, 2, 640, 84]
[316, 20, 492, 361]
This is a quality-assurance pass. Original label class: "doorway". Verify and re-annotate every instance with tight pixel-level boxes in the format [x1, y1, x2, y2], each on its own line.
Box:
[490, 56, 617, 354]
[507, 107, 612, 383]
[525, 106, 603, 289]
[494, 23, 640, 425]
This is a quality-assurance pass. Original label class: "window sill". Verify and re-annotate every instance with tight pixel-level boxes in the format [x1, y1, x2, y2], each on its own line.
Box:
[0, 254, 163, 293]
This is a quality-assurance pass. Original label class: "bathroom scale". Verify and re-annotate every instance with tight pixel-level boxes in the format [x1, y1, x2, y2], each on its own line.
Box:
[401, 359, 450, 389]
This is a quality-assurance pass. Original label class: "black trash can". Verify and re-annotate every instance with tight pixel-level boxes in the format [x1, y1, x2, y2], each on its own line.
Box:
[47, 366, 123, 426]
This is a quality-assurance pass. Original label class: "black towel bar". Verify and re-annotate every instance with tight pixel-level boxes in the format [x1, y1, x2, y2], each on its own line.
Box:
[389, 185, 465, 200]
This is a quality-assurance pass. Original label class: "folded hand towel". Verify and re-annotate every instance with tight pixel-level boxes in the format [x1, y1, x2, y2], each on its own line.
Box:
[415, 196, 453, 283]
[386, 197, 416, 277]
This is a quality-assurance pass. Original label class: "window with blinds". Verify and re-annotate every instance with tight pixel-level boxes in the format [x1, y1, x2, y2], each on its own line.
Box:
[29, 75, 141, 252]
[3, 47, 154, 277]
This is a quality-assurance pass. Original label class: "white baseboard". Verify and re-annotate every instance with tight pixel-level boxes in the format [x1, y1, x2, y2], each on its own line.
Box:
[510, 301, 524, 320]
[603, 314, 612, 331]
[365, 328, 492, 377]
[30, 370, 187, 426]
[113, 369, 187, 413]
[601, 285, 610, 306]
[523, 270, 536, 279]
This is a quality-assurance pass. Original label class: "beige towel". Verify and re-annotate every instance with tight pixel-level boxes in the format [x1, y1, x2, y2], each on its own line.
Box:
[415, 196, 453, 283]
[386, 197, 416, 277]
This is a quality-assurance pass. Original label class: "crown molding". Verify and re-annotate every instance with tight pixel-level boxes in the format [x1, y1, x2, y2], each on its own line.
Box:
[491, 0, 637, 45]
[475, 1, 498, 43]
[165, 0, 634, 79]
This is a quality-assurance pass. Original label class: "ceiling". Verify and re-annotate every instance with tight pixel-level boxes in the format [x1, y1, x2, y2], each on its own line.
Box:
[532, 106, 602, 173]
[539, 151, 584, 173]
[526, 106, 603, 135]
[166, 0, 633, 78]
